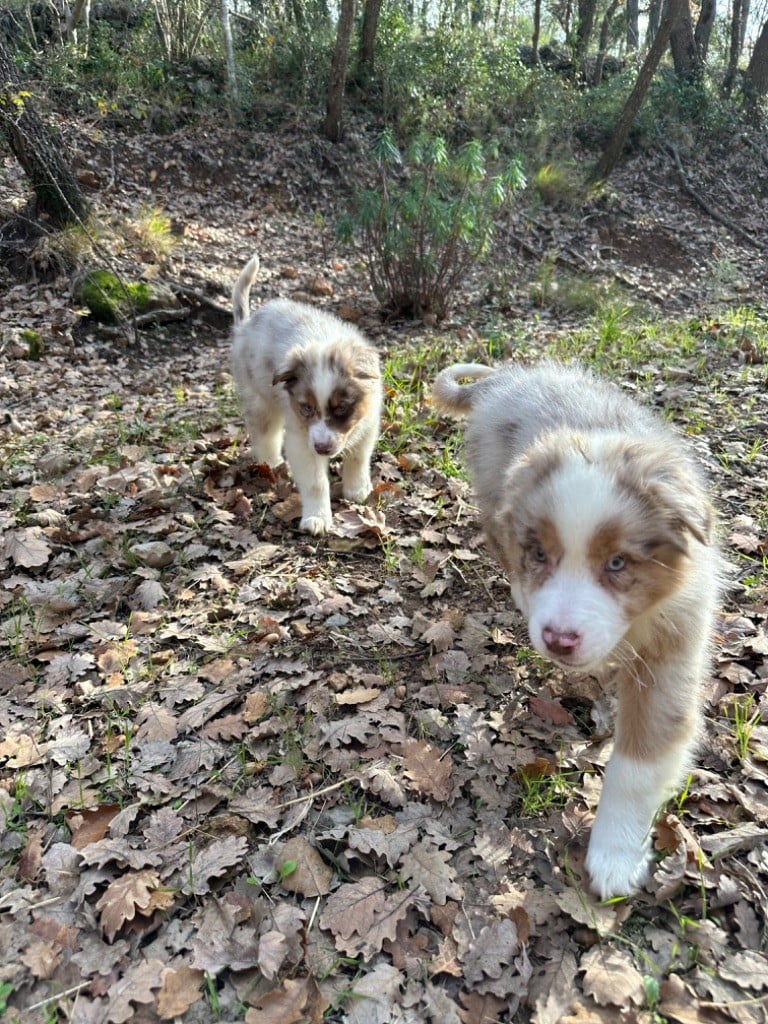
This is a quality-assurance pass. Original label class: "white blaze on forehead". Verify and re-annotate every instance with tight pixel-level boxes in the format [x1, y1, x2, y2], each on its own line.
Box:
[544, 457, 631, 557]
[311, 361, 342, 411]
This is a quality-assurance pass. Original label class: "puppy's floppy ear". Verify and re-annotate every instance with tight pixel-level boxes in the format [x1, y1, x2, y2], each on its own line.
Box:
[618, 443, 714, 549]
[273, 350, 305, 390]
[350, 346, 381, 382]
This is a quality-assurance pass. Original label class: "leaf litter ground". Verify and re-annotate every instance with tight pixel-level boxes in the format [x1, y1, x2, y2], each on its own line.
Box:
[1, 119, 767, 1023]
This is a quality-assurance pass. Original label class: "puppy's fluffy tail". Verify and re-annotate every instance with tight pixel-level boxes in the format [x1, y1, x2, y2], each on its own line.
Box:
[232, 254, 260, 325]
[431, 363, 495, 415]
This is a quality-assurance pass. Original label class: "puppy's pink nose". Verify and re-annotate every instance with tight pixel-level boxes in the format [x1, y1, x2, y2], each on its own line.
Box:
[542, 627, 582, 658]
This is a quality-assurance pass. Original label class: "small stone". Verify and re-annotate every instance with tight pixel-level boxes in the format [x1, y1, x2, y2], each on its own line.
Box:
[131, 542, 174, 568]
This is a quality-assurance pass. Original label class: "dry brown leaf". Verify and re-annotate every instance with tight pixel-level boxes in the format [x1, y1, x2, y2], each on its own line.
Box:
[156, 966, 205, 1020]
[657, 972, 729, 1024]
[399, 841, 462, 905]
[67, 805, 122, 850]
[244, 976, 313, 1024]
[462, 919, 520, 986]
[20, 938, 62, 980]
[275, 836, 334, 897]
[580, 945, 644, 1008]
[319, 878, 422, 960]
[529, 696, 575, 725]
[16, 826, 44, 882]
[104, 958, 165, 1023]
[430, 934, 463, 978]
[420, 618, 457, 651]
[457, 989, 508, 1024]
[717, 950, 768, 990]
[336, 686, 381, 704]
[4, 527, 52, 567]
[402, 738, 453, 801]
[96, 869, 160, 942]
[185, 835, 249, 895]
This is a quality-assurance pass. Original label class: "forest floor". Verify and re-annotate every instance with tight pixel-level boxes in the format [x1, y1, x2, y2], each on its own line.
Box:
[0, 112, 767, 1024]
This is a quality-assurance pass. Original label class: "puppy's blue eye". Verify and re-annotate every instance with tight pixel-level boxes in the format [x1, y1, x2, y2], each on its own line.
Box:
[606, 555, 626, 572]
[299, 404, 314, 418]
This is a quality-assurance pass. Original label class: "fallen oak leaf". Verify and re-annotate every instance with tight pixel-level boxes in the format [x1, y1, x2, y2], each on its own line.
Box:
[401, 738, 453, 802]
[333, 507, 390, 540]
[184, 835, 249, 895]
[274, 836, 334, 897]
[462, 919, 520, 985]
[716, 950, 768, 990]
[3, 526, 52, 567]
[104, 957, 165, 1023]
[399, 841, 463, 905]
[335, 686, 381, 705]
[458, 989, 508, 1023]
[20, 937, 61, 979]
[420, 618, 457, 652]
[529, 696, 575, 726]
[96, 869, 160, 942]
[257, 930, 290, 980]
[319, 877, 425, 960]
[580, 945, 644, 1009]
[244, 975, 326, 1024]
[157, 966, 205, 1020]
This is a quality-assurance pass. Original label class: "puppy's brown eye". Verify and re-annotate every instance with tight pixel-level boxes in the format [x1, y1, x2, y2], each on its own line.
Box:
[532, 544, 547, 563]
[606, 554, 626, 572]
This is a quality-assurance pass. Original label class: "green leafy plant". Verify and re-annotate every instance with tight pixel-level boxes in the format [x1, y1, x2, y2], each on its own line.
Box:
[516, 756, 577, 817]
[0, 981, 14, 1014]
[338, 130, 525, 319]
[730, 694, 761, 761]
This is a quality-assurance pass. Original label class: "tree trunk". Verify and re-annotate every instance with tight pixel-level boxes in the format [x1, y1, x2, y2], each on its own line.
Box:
[592, 0, 620, 85]
[592, 0, 685, 182]
[221, 0, 238, 108]
[324, 0, 356, 143]
[63, 0, 92, 48]
[742, 17, 768, 124]
[645, 0, 662, 47]
[626, 0, 639, 50]
[670, 0, 701, 81]
[723, 0, 747, 95]
[531, 0, 542, 63]
[0, 39, 89, 226]
[357, 0, 383, 78]
[694, 0, 716, 61]
[574, 0, 596, 65]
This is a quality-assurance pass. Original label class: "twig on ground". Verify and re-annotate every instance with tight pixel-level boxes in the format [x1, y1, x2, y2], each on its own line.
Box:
[662, 139, 764, 250]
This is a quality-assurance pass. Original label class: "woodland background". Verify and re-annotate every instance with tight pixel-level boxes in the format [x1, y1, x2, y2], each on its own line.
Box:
[0, 0, 767, 1022]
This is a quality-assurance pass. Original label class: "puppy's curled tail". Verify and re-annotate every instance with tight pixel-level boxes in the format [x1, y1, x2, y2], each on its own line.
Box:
[431, 363, 495, 415]
[232, 254, 261, 325]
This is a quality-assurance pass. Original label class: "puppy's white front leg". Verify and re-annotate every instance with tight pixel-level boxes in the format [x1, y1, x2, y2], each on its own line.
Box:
[341, 439, 374, 503]
[585, 746, 686, 899]
[284, 433, 332, 534]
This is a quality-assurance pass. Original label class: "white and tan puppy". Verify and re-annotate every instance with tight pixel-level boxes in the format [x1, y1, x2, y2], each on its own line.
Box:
[231, 255, 382, 534]
[432, 360, 721, 898]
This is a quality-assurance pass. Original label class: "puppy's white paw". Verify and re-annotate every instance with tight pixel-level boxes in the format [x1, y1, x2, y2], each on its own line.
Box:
[585, 836, 651, 899]
[300, 513, 332, 535]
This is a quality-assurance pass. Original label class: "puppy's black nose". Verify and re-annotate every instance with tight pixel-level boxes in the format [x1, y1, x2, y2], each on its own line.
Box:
[542, 627, 582, 659]
[314, 442, 334, 455]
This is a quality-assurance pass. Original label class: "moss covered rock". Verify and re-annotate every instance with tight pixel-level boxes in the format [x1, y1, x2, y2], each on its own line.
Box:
[76, 270, 179, 323]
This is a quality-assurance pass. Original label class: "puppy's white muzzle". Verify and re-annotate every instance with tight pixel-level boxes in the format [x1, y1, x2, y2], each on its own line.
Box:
[309, 421, 341, 457]
[527, 569, 628, 671]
